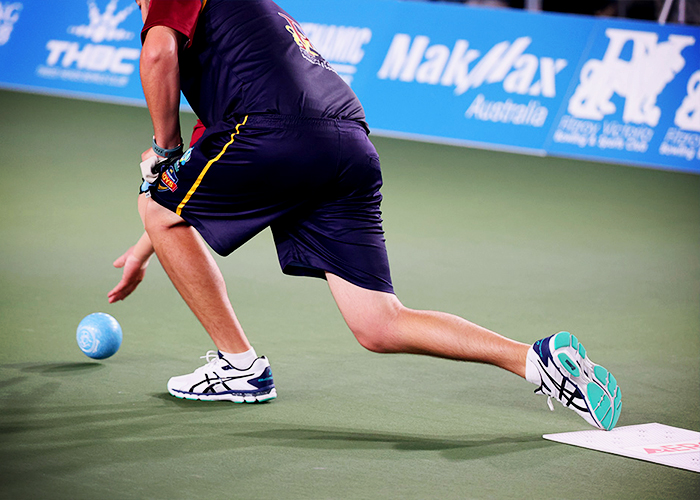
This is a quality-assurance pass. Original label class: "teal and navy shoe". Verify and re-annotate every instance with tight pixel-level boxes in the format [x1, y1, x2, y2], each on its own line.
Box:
[527, 332, 622, 430]
[167, 351, 277, 403]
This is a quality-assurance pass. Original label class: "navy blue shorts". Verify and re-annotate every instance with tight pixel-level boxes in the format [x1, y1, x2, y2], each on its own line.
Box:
[150, 114, 393, 293]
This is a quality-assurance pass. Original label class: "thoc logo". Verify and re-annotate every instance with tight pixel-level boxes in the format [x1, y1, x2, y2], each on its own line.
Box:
[568, 28, 695, 127]
[301, 23, 372, 86]
[0, 1, 21, 46]
[37, 0, 139, 87]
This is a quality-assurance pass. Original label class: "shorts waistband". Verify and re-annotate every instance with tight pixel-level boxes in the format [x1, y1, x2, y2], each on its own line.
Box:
[239, 114, 368, 132]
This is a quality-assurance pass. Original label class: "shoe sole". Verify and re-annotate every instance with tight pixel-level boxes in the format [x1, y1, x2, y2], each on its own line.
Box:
[550, 332, 622, 430]
[168, 387, 277, 403]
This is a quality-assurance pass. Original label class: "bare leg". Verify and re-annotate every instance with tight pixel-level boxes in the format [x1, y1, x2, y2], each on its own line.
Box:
[144, 198, 251, 354]
[326, 273, 529, 378]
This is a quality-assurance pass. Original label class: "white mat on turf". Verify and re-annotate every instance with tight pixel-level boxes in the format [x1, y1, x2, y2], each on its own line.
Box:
[543, 423, 700, 472]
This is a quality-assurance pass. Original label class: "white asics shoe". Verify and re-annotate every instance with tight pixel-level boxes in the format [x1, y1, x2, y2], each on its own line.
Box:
[167, 351, 277, 403]
[527, 332, 621, 430]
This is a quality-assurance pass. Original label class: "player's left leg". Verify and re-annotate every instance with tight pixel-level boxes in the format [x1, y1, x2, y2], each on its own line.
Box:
[325, 272, 529, 376]
[326, 272, 622, 430]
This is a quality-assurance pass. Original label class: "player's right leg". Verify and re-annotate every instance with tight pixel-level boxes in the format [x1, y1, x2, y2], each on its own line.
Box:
[143, 199, 276, 402]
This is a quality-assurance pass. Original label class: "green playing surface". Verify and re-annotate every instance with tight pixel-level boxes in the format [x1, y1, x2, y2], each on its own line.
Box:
[1, 89, 698, 499]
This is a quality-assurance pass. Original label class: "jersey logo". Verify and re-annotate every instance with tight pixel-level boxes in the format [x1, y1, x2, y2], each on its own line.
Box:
[158, 166, 179, 192]
[278, 12, 335, 73]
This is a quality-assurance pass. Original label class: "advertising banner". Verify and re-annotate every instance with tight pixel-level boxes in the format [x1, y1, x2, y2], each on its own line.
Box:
[1, 0, 698, 173]
[0, 0, 144, 104]
[544, 19, 700, 173]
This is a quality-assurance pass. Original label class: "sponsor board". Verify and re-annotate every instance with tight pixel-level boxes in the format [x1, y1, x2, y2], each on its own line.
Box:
[0, 0, 143, 102]
[0, 2, 22, 46]
[545, 20, 700, 172]
[283, 0, 699, 172]
[0, 0, 698, 172]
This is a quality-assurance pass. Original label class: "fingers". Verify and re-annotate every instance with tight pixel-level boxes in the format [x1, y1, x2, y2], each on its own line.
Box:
[113, 246, 134, 268]
[113, 254, 127, 269]
[108, 250, 146, 303]
[107, 282, 128, 303]
[108, 275, 142, 303]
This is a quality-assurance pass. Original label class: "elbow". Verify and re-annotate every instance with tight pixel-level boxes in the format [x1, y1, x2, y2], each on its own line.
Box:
[140, 28, 180, 71]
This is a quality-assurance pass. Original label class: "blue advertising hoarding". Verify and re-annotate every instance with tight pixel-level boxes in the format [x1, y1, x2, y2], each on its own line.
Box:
[0, 0, 698, 173]
[0, 0, 144, 104]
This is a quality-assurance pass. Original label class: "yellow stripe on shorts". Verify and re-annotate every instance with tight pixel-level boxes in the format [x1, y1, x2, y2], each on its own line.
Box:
[176, 115, 248, 217]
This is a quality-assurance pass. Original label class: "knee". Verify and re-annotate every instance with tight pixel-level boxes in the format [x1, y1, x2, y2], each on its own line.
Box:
[345, 300, 406, 354]
[143, 199, 185, 235]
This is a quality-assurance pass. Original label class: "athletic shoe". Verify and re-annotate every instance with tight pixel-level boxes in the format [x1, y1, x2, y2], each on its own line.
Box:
[167, 350, 277, 403]
[527, 331, 621, 430]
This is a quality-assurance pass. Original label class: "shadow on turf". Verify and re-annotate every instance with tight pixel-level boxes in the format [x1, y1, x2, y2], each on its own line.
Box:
[229, 427, 555, 461]
[20, 362, 105, 374]
[150, 391, 274, 409]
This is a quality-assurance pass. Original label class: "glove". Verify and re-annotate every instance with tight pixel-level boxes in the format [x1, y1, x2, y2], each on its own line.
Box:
[139, 139, 183, 194]
[140, 155, 161, 184]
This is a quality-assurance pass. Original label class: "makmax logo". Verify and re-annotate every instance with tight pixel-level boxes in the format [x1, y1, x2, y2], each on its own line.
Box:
[377, 34, 567, 98]
[0, 1, 22, 46]
[377, 34, 567, 128]
[37, 0, 140, 87]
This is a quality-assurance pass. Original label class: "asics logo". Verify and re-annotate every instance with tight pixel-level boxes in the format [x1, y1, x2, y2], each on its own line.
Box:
[190, 373, 255, 394]
[221, 365, 243, 371]
[537, 360, 587, 413]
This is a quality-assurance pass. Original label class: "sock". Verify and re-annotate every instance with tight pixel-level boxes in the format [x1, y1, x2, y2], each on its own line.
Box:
[220, 348, 258, 370]
[524, 346, 540, 385]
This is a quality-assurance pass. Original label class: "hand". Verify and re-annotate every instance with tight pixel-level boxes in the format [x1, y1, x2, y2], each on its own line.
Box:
[108, 246, 151, 303]
[142, 147, 157, 162]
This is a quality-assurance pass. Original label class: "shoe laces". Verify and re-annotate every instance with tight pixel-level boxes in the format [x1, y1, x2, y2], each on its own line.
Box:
[194, 350, 221, 373]
[536, 385, 555, 412]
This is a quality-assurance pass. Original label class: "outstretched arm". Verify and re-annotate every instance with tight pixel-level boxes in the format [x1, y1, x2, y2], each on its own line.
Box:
[108, 192, 156, 303]
[109, 21, 185, 303]
[108, 226, 154, 303]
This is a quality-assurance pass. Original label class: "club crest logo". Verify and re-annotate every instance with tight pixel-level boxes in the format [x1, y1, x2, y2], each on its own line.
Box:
[278, 12, 334, 73]
[158, 166, 179, 192]
[568, 28, 695, 127]
[179, 147, 193, 167]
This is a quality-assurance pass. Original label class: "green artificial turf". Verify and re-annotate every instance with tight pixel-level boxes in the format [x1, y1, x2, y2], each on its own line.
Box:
[1, 90, 698, 499]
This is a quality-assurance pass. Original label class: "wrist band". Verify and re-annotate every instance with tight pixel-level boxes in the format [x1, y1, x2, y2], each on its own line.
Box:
[152, 137, 183, 158]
